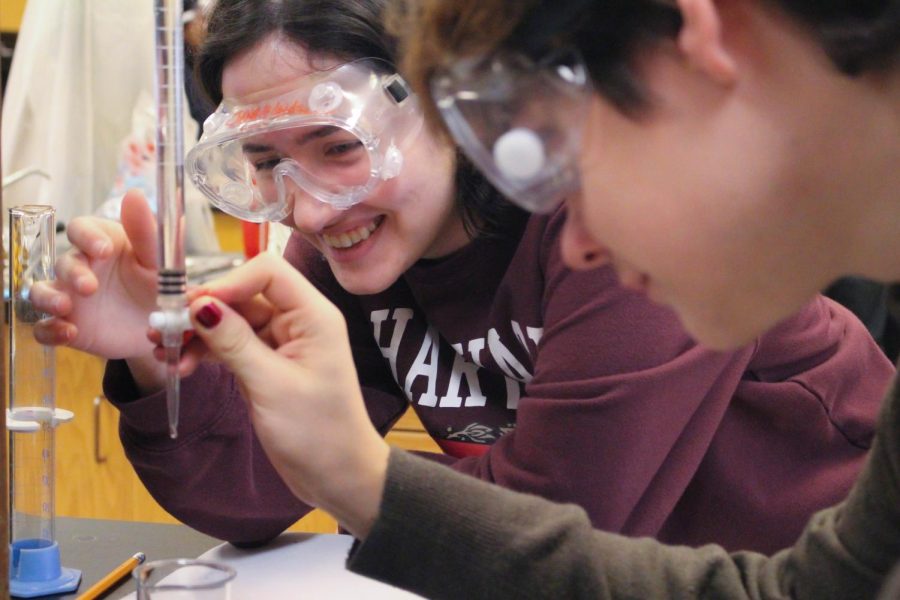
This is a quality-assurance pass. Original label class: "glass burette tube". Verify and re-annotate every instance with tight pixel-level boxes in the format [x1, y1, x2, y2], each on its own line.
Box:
[152, 0, 189, 439]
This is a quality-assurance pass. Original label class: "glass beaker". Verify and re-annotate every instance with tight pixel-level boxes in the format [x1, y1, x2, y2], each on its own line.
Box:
[7, 205, 79, 597]
[133, 559, 236, 599]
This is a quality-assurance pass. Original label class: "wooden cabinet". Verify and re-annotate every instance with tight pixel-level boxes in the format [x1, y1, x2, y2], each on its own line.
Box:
[53, 348, 338, 532]
[53, 348, 440, 534]
[54, 347, 175, 523]
[386, 408, 443, 454]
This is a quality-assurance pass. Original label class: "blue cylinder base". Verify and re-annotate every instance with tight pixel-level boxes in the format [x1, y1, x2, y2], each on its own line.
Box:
[9, 539, 81, 598]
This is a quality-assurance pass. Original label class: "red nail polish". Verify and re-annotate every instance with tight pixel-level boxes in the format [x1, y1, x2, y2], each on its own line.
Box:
[196, 303, 223, 329]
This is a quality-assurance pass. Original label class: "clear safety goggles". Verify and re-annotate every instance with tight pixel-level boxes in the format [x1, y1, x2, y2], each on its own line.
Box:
[431, 49, 592, 214]
[186, 59, 423, 222]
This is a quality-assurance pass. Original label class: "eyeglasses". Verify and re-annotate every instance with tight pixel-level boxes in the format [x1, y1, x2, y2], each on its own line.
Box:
[431, 48, 592, 214]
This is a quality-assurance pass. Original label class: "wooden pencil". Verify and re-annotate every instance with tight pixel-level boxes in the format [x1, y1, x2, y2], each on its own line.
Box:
[76, 551, 146, 600]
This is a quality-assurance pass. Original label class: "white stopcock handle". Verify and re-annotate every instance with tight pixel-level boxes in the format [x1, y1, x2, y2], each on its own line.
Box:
[7, 407, 75, 432]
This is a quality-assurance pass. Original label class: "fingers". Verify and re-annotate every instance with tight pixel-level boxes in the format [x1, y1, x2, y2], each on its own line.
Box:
[120, 190, 159, 269]
[32, 247, 104, 316]
[33, 317, 77, 346]
[188, 288, 278, 337]
[66, 217, 118, 261]
[54, 251, 99, 296]
[183, 254, 351, 392]
[29, 281, 72, 317]
[152, 335, 206, 378]
[148, 329, 204, 376]
[188, 296, 285, 386]
[196, 254, 336, 321]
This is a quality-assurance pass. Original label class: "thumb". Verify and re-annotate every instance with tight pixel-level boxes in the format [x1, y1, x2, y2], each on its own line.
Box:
[189, 296, 279, 387]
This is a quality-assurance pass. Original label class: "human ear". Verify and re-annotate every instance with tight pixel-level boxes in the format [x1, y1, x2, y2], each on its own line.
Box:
[675, 0, 737, 85]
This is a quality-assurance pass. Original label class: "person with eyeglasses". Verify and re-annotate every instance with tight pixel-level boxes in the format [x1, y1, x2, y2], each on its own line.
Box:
[159, 0, 900, 599]
[29, 0, 896, 590]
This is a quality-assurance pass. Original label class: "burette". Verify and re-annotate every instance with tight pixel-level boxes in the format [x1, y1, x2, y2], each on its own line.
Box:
[149, 0, 189, 439]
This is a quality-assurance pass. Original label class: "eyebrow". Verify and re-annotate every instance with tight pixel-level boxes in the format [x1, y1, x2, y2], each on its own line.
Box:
[242, 126, 341, 153]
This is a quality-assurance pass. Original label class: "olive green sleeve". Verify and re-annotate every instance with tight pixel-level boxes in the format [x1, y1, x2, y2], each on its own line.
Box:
[349, 379, 900, 600]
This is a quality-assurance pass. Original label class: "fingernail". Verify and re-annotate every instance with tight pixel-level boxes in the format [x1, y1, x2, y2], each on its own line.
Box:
[195, 303, 223, 329]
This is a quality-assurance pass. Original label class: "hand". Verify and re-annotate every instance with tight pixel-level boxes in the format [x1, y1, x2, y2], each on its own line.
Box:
[31, 190, 158, 359]
[186, 253, 389, 539]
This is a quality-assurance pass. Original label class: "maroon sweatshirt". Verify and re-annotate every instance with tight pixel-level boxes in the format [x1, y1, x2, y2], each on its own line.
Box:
[105, 208, 893, 552]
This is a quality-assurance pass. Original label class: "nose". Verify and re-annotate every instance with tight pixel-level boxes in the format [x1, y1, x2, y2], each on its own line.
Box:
[559, 213, 610, 271]
[283, 184, 342, 234]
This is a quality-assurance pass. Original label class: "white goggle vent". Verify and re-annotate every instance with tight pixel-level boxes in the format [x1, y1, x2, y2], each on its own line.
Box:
[493, 127, 547, 181]
[309, 82, 344, 113]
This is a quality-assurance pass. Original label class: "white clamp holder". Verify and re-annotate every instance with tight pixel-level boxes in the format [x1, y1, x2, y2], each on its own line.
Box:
[7, 407, 75, 432]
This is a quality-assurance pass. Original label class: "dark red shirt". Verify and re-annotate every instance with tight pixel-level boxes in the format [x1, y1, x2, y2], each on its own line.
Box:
[107, 208, 893, 552]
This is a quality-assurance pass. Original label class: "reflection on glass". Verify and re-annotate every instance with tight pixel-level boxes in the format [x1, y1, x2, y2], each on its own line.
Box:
[134, 558, 236, 599]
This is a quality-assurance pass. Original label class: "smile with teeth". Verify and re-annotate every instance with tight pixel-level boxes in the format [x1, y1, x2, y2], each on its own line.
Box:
[322, 219, 380, 249]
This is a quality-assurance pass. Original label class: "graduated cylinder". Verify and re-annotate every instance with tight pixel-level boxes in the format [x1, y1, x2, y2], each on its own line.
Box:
[8, 205, 58, 547]
[7, 206, 80, 598]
